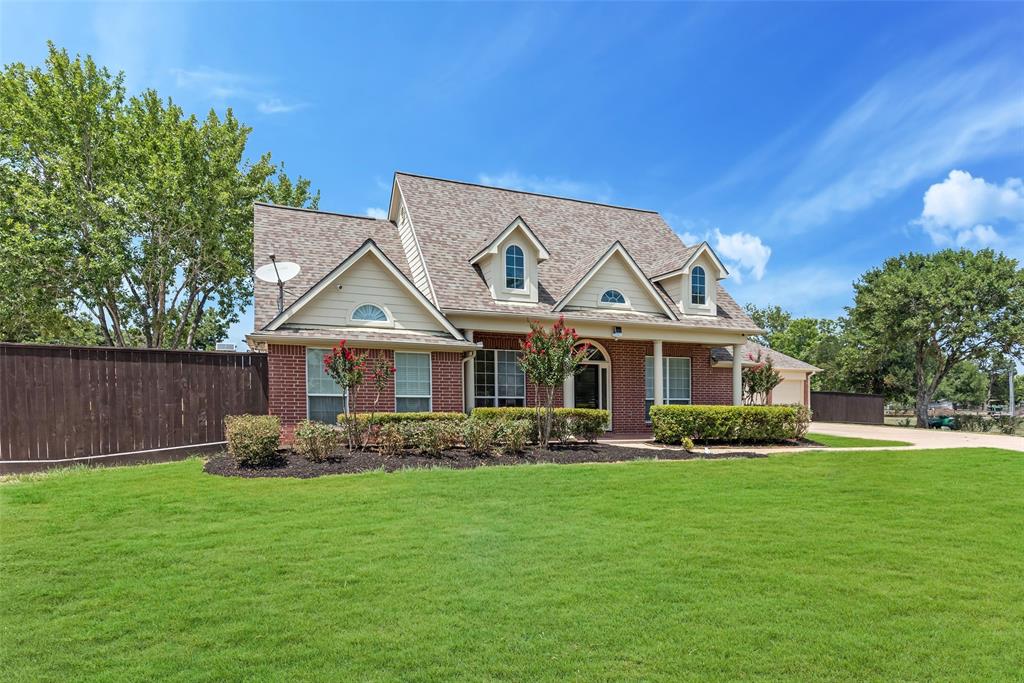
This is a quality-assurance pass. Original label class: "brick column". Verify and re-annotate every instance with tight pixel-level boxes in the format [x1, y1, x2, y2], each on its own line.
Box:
[431, 352, 465, 412]
[268, 344, 306, 442]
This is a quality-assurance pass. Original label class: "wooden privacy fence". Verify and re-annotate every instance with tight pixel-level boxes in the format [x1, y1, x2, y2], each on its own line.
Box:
[0, 343, 268, 472]
[810, 391, 884, 425]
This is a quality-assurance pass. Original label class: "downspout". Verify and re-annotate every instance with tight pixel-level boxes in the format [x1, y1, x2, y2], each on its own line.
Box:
[462, 330, 475, 414]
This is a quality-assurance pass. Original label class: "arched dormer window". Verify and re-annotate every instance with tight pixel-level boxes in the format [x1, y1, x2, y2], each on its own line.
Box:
[691, 266, 706, 305]
[600, 289, 626, 306]
[351, 303, 389, 323]
[505, 245, 525, 290]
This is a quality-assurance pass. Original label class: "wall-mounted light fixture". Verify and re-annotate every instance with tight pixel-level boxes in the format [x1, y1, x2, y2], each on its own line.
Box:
[612, 326, 623, 339]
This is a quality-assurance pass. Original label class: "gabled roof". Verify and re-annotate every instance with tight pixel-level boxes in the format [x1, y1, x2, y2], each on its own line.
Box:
[264, 239, 467, 341]
[469, 216, 550, 264]
[392, 172, 758, 332]
[710, 342, 821, 372]
[650, 241, 729, 281]
[553, 241, 677, 319]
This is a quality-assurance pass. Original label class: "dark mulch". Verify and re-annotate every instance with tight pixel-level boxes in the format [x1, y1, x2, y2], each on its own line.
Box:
[204, 443, 768, 479]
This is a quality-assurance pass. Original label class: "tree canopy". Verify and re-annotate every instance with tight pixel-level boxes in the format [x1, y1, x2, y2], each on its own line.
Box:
[0, 43, 318, 348]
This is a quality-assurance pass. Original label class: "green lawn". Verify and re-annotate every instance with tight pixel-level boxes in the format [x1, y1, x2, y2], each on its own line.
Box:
[805, 432, 912, 448]
[3, 450, 1022, 681]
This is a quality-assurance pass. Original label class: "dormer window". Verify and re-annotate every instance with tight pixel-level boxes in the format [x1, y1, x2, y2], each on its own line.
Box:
[691, 266, 706, 305]
[505, 245, 525, 290]
[600, 289, 627, 306]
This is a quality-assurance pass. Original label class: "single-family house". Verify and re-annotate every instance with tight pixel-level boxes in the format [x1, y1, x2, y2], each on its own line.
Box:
[248, 172, 817, 435]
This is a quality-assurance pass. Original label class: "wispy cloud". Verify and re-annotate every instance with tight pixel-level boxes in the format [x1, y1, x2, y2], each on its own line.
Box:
[706, 30, 1024, 235]
[478, 171, 613, 204]
[171, 66, 307, 115]
[366, 207, 388, 220]
[730, 265, 858, 318]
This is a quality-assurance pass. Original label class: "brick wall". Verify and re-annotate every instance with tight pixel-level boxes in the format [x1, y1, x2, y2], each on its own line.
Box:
[351, 348, 396, 413]
[431, 352, 465, 412]
[473, 333, 734, 433]
[268, 344, 306, 441]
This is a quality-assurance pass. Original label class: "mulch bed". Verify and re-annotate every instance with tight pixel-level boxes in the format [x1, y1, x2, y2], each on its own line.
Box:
[204, 443, 767, 479]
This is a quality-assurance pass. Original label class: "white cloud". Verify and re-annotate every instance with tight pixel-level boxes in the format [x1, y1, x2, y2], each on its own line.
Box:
[366, 207, 388, 220]
[171, 67, 306, 115]
[712, 228, 771, 282]
[706, 31, 1024, 235]
[916, 170, 1024, 247]
[478, 172, 613, 204]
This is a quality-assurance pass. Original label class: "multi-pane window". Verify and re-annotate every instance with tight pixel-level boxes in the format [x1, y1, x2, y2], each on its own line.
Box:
[395, 352, 431, 412]
[505, 245, 525, 290]
[474, 350, 526, 407]
[691, 266, 706, 305]
[352, 304, 388, 322]
[601, 289, 626, 305]
[644, 356, 692, 421]
[306, 348, 346, 424]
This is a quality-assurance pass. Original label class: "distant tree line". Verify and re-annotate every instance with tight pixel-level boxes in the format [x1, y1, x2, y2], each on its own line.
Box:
[0, 42, 320, 349]
[746, 248, 1024, 427]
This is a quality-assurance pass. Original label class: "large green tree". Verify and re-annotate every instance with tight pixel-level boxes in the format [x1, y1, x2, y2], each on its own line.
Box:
[848, 249, 1024, 427]
[0, 43, 317, 348]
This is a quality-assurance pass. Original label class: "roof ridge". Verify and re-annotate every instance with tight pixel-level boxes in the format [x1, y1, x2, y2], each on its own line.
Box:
[254, 201, 393, 223]
[394, 171, 659, 214]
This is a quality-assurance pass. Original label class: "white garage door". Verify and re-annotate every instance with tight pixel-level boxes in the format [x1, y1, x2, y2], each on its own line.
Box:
[772, 378, 804, 406]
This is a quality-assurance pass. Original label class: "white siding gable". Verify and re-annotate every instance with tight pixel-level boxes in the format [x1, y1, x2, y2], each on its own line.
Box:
[395, 196, 433, 301]
[287, 252, 446, 332]
[563, 251, 664, 315]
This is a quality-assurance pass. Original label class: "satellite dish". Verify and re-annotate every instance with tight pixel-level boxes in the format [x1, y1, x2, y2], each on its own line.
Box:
[255, 261, 300, 283]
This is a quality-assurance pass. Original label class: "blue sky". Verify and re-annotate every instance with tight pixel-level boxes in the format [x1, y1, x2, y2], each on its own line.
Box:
[2, 2, 1022, 349]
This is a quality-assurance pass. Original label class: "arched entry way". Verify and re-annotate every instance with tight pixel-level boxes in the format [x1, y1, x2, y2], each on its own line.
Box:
[565, 340, 612, 429]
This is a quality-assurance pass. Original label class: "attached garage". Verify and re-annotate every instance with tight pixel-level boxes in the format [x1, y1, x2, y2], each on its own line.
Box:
[711, 342, 819, 407]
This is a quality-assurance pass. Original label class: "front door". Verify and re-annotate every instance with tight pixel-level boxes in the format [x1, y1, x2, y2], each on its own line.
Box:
[574, 365, 600, 409]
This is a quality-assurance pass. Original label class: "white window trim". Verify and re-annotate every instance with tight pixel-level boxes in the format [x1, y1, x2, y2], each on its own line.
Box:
[644, 355, 692, 423]
[395, 351, 432, 412]
[473, 349, 526, 407]
[349, 302, 394, 328]
[306, 347, 348, 421]
[504, 244, 526, 292]
[690, 267, 707, 306]
[597, 289, 630, 309]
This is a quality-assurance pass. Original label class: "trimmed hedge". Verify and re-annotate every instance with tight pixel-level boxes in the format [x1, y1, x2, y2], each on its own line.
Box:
[293, 420, 342, 463]
[224, 414, 281, 467]
[650, 405, 810, 444]
[471, 407, 610, 443]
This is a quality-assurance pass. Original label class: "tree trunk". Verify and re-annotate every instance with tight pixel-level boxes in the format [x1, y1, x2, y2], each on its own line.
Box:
[914, 347, 930, 428]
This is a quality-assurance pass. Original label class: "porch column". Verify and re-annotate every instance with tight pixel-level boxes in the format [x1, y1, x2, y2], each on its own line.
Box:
[653, 340, 664, 407]
[463, 330, 474, 414]
[732, 343, 743, 405]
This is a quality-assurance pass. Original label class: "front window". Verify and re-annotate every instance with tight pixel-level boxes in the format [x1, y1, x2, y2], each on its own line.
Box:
[307, 348, 347, 424]
[474, 350, 526, 407]
[600, 289, 626, 305]
[691, 266, 706, 305]
[352, 303, 388, 322]
[644, 356, 692, 421]
[505, 245, 525, 290]
[395, 352, 431, 412]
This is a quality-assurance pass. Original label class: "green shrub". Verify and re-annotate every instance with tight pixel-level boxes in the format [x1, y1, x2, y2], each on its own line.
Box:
[680, 436, 695, 451]
[471, 407, 609, 444]
[224, 414, 281, 467]
[495, 419, 532, 455]
[993, 415, 1020, 435]
[462, 417, 499, 456]
[376, 423, 406, 458]
[649, 405, 808, 444]
[293, 420, 342, 463]
[406, 419, 461, 456]
[956, 414, 992, 433]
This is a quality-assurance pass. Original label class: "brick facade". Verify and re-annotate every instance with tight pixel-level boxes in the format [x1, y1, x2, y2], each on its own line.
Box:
[473, 333, 734, 433]
[267, 335, 734, 437]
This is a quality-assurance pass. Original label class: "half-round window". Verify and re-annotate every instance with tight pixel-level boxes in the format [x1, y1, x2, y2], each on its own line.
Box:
[351, 304, 389, 322]
[600, 289, 626, 305]
[691, 266, 706, 305]
[505, 245, 525, 290]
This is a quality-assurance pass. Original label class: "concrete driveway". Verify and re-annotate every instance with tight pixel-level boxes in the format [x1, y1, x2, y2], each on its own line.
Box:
[810, 421, 1024, 452]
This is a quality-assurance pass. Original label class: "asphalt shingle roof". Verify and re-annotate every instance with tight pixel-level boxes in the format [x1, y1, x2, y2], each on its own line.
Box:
[711, 342, 822, 372]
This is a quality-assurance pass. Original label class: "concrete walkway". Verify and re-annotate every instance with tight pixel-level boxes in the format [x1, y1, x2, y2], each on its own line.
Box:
[601, 420, 1024, 454]
[806, 421, 1024, 452]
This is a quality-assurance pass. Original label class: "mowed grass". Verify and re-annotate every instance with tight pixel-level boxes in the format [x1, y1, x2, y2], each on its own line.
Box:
[805, 432, 912, 448]
[2, 450, 1022, 682]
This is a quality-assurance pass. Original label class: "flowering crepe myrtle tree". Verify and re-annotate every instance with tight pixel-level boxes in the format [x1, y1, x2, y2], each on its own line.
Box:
[361, 356, 397, 449]
[519, 317, 592, 445]
[742, 348, 783, 405]
[323, 341, 367, 452]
